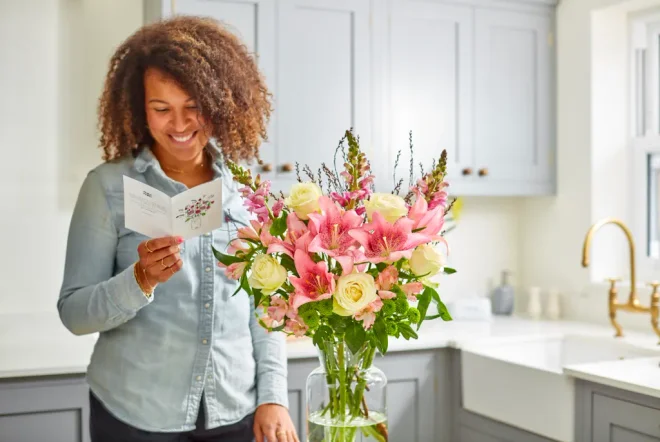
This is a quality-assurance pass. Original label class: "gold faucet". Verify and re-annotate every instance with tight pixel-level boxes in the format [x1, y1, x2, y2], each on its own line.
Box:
[581, 217, 660, 343]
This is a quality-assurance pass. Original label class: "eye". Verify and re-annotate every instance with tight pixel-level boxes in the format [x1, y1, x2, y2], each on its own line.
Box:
[154, 108, 168, 113]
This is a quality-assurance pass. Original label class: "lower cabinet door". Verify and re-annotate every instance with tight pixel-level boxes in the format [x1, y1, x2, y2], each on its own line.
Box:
[592, 393, 660, 442]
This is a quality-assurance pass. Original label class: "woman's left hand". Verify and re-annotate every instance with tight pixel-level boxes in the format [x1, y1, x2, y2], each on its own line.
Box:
[253, 403, 300, 442]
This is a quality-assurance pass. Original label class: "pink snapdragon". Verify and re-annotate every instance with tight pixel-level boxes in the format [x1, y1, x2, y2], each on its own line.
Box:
[239, 181, 271, 223]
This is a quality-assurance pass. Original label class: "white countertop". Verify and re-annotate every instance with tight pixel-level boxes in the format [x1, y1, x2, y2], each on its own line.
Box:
[2, 312, 660, 399]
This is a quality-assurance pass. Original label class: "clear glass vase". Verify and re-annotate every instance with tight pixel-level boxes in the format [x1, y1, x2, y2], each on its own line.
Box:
[306, 340, 388, 442]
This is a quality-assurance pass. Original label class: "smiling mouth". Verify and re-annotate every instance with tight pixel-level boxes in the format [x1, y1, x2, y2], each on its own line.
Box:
[169, 131, 197, 144]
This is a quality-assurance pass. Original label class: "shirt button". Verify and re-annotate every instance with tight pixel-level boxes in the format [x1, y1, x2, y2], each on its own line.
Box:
[196, 375, 202, 381]
[205, 303, 210, 309]
[202, 339, 208, 344]
[205, 267, 211, 272]
[204, 232, 211, 237]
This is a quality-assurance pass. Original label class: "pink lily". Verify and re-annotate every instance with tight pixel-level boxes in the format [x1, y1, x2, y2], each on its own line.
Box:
[308, 197, 362, 255]
[407, 192, 446, 240]
[355, 298, 384, 330]
[308, 196, 362, 273]
[288, 249, 335, 309]
[348, 212, 430, 263]
[267, 213, 311, 257]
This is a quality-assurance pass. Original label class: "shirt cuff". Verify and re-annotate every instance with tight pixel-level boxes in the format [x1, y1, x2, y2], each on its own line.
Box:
[257, 372, 289, 409]
[112, 263, 154, 313]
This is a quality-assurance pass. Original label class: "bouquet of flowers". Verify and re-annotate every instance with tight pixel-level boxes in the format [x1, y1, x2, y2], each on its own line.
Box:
[213, 129, 456, 441]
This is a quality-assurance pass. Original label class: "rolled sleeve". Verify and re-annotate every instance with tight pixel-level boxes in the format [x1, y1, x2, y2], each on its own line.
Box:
[58, 170, 152, 336]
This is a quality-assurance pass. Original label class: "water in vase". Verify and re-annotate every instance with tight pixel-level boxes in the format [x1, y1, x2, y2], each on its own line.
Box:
[307, 411, 388, 442]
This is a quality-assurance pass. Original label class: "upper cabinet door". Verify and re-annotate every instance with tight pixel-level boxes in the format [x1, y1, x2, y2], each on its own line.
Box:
[389, 0, 474, 186]
[144, 0, 277, 173]
[473, 8, 554, 192]
[274, 0, 371, 192]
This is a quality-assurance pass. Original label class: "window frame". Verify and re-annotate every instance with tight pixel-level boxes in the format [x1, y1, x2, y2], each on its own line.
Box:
[630, 11, 660, 282]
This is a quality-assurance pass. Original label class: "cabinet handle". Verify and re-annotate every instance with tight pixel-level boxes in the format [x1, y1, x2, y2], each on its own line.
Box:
[462, 168, 472, 176]
[281, 163, 294, 173]
[478, 168, 489, 177]
[261, 163, 273, 172]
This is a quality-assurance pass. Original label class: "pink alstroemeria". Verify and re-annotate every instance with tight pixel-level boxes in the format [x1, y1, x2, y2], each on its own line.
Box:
[237, 220, 261, 242]
[348, 212, 430, 263]
[227, 239, 249, 256]
[407, 191, 446, 241]
[376, 265, 399, 299]
[217, 261, 247, 280]
[267, 296, 291, 323]
[288, 249, 335, 309]
[401, 282, 424, 301]
[355, 298, 383, 330]
[285, 318, 308, 337]
[308, 196, 362, 272]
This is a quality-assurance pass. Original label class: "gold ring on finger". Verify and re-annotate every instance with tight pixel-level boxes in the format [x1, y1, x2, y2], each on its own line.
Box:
[145, 240, 154, 253]
[170, 267, 176, 275]
[160, 258, 167, 269]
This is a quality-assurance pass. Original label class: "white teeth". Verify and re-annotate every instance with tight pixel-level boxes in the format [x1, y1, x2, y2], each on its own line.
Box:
[172, 133, 194, 142]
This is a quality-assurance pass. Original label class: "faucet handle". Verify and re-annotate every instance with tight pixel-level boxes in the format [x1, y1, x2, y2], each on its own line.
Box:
[647, 281, 660, 293]
[605, 277, 622, 291]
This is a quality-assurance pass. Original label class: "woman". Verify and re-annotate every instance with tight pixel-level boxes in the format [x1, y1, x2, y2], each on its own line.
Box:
[58, 15, 298, 442]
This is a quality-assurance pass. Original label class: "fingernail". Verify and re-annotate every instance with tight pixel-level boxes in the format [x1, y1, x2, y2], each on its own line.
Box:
[176, 237, 184, 243]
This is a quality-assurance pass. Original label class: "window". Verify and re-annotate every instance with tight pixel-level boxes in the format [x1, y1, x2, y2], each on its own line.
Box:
[631, 11, 660, 280]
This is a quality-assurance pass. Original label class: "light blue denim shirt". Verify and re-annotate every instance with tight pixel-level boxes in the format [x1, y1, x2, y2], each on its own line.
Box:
[57, 144, 288, 432]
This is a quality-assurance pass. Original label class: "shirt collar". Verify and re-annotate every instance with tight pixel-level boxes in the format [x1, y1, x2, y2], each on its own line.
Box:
[132, 142, 225, 179]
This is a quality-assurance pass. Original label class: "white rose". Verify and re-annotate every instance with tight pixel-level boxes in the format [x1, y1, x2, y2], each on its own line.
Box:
[284, 182, 323, 220]
[409, 244, 446, 277]
[248, 254, 288, 295]
[333, 273, 378, 316]
[364, 193, 408, 224]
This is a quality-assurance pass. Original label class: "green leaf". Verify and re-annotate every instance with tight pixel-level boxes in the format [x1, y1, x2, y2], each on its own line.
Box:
[232, 273, 249, 297]
[280, 253, 297, 275]
[373, 318, 389, 355]
[426, 286, 452, 321]
[443, 267, 457, 275]
[313, 325, 333, 348]
[270, 215, 288, 237]
[212, 246, 243, 266]
[375, 262, 388, 272]
[253, 288, 263, 309]
[436, 299, 452, 321]
[397, 322, 419, 340]
[345, 322, 366, 354]
[416, 288, 432, 331]
[240, 273, 253, 297]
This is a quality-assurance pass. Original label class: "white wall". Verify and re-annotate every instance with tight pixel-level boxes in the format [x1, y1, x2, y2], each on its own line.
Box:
[0, 0, 520, 316]
[521, 0, 660, 334]
[0, 0, 143, 315]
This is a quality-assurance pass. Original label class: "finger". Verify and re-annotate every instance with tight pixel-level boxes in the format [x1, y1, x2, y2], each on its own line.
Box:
[144, 256, 179, 284]
[291, 429, 300, 442]
[143, 245, 180, 266]
[254, 423, 264, 442]
[139, 236, 182, 255]
[266, 427, 278, 442]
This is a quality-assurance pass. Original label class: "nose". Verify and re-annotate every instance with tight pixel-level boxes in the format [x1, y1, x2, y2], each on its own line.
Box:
[171, 109, 192, 133]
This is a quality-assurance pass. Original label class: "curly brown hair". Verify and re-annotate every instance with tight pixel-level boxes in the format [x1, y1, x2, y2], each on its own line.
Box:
[97, 15, 272, 163]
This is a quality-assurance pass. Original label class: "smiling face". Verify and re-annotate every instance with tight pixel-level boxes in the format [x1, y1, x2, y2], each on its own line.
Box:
[144, 67, 210, 163]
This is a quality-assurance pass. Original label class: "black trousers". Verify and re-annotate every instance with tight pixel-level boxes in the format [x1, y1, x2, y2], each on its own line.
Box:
[89, 391, 255, 442]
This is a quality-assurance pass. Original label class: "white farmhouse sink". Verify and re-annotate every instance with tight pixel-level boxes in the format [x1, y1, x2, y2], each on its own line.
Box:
[461, 334, 659, 442]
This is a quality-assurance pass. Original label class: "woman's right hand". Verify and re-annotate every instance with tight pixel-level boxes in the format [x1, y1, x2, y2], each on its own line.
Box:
[136, 236, 184, 290]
